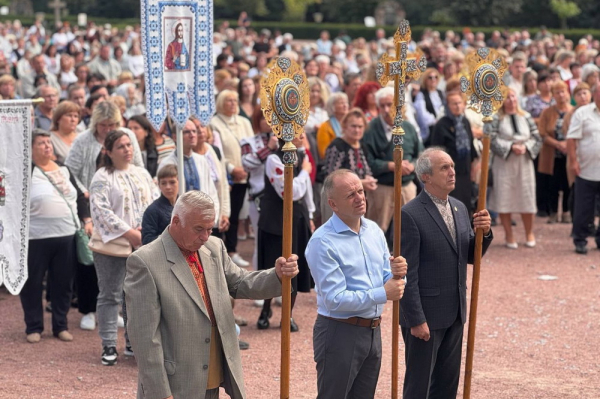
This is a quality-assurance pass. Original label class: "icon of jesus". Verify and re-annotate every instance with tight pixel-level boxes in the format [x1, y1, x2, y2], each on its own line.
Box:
[165, 21, 189, 70]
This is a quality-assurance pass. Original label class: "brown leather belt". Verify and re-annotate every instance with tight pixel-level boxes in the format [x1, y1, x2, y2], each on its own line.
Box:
[324, 316, 382, 329]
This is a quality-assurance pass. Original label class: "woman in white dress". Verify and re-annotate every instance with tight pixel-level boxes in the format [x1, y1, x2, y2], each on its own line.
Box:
[489, 88, 542, 249]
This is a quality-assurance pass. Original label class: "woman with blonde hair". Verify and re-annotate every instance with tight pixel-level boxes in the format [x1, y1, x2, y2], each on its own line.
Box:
[209, 89, 254, 267]
[316, 91, 349, 160]
[414, 67, 445, 143]
[489, 88, 542, 249]
[305, 77, 330, 162]
[50, 100, 81, 163]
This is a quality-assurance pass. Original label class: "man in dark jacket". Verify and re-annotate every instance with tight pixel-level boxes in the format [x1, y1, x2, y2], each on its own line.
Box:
[400, 148, 493, 399]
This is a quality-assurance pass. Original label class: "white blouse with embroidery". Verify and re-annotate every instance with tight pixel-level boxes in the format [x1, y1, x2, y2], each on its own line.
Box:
[89, 165, 159, 243]
[265, 153, 316, 218]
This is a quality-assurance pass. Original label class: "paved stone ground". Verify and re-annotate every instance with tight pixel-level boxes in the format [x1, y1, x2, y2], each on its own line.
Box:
[0, 217, 599, 398]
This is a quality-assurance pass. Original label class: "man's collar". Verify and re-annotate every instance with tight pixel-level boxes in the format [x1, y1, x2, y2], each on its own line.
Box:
[424, 188, 449, 204]
[379, 115, 392, 130]
[331, 213, 367, 234]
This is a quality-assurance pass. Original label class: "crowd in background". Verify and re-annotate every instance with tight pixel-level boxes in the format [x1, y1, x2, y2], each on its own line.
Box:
[1, 14, 599, 362]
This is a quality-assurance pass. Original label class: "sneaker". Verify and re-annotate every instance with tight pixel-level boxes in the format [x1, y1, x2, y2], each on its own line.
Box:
[101, 346, 118, 366]
[238, 340, 250, 350]
[231, 253, 250, 267]
[506, 242, 518, 249]
[237, 234, 247, 241]
[124, 345, 134, 357]
[26, 333, 41, 343]
[80, 312, 96, 330]
[274, 296, 282, 306]
[57, 330, 73, 342]
[253, 299, 265, 307]
[547, 213, 558, 224]
[117, 315, 125, 328]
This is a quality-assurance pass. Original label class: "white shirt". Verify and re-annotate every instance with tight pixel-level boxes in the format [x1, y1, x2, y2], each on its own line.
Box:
[566, 102, 600, 181]
[29, 167, 79, 240]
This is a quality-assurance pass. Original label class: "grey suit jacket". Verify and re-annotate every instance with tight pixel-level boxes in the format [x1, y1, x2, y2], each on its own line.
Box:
[124, 229, 282, 399]
[399, 191, 493, 330]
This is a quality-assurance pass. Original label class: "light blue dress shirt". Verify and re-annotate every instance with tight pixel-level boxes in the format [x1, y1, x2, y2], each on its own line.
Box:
[305, 214, 392, 319]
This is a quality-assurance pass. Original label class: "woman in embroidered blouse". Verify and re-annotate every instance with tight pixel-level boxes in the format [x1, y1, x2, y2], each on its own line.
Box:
[256, 134, 315, 332]
[489, 89, 542, 249]
[50, 100, 80, 164]
[414, 67, 445, 144]
[321, 108, 377, 223]
[537, 81, 573, 224]
[89, 130, 158, 364]
[240, 105, 278, 270]
[316, 92, 349, 160]
[352, 81, 381, 122]
[209, 90, 254, 267]
[21, 129, 91, 344]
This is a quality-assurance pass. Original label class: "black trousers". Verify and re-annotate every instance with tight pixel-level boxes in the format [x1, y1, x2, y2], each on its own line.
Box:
[548, 157, 570, 214]
[20, 235, 76, 335]
[224, 183, 247, 253]
[313, 315, 382, 399]
[75, 261, 98, 314]
[572, 176, 600, 247]
[401, 316, 464, 399]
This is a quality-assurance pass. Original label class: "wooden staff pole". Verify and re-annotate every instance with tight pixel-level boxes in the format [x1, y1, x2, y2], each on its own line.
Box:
[280, 148, 294, 399]
[390, 40, 404, 399]
[463, 120, 492, 398]
[175, 125, 185, 196]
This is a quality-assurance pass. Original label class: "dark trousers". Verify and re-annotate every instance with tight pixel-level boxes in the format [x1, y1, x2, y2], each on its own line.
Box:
[548, 157, 570, 214]
[20, 235, 76, 335]
[224, 183, 247, 253]
[76, 261, 98, 314]
[572, 176, 600, 247]
[401, 316, 464, 399]
[313, 315, 382, 399]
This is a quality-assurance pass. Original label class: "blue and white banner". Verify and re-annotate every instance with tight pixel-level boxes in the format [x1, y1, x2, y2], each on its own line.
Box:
[0, 100, 33, 295]
[141, 0, 215, 130]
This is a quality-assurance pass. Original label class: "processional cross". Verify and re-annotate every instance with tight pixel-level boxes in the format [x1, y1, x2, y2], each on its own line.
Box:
[374, 19, 426, 399]
[48, 0, 67, 28]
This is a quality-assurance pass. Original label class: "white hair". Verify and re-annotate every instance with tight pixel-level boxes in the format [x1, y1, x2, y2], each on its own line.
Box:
[325, 92, 348, 116]
[415, 147, 446, 183]
[375, 86, 394, 107]
[172, 190, 214, 225]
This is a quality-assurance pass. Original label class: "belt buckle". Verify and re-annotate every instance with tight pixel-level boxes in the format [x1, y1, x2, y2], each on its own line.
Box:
[370, 318, 380, 329]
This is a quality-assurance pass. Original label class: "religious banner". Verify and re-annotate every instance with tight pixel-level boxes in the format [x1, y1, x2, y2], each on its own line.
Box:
[0, 100, 33, 295]
[141, 0, 215, 130]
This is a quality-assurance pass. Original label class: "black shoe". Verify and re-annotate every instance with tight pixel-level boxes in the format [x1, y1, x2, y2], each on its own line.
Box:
[238, 340, 250, 350]
[124, 345, 134, 357]
[511, 219, 517, 226]
[290, 318, 299, 332]
[257, 309, 272, 330]
[575, 245, 588, 255]
[101, 346, 118, 366]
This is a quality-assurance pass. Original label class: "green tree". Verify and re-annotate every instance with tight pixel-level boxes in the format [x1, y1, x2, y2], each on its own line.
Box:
[550, 0, 581, 29]
[451, 0, 524, 26]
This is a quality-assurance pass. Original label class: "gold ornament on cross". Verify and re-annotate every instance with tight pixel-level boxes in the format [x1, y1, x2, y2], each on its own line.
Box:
[375, 20, 427, 139]
[460, 47, 509, 123]
[259, 57, 309, 162]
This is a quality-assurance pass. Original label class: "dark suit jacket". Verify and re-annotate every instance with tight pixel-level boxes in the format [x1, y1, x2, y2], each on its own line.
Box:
[399, 191, 493, 331]
[141, 195, 174, 245]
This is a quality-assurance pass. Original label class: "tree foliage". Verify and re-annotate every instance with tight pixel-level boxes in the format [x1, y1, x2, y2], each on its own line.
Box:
[550, 0, 581, 29]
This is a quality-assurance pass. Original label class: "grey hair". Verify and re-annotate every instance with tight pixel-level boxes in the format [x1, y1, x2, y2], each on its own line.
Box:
[172, 190, 215, 225]
[35, 84, 57, 99]
[375, 86, 394, 107]
[323, 169, 356, 199]
[90, 101, 122, 133]
[581, 64, 600, 83]
[325, 92, 348, 116]
[415, 147, 446, 183]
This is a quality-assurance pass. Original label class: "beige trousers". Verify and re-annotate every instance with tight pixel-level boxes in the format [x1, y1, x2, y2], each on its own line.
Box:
[366, 182, 417, 231]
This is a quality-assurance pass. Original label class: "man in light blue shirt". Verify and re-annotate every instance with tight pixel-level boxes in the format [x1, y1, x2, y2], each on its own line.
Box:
[305, 169, 407, 399]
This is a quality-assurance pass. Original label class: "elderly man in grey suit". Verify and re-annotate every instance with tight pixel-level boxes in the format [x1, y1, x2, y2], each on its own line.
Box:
[124, 190, 299, 399]
[400, 148, 493, 399]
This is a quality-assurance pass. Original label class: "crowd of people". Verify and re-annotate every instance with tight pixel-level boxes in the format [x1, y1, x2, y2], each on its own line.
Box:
[1, 13, 599, 398]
